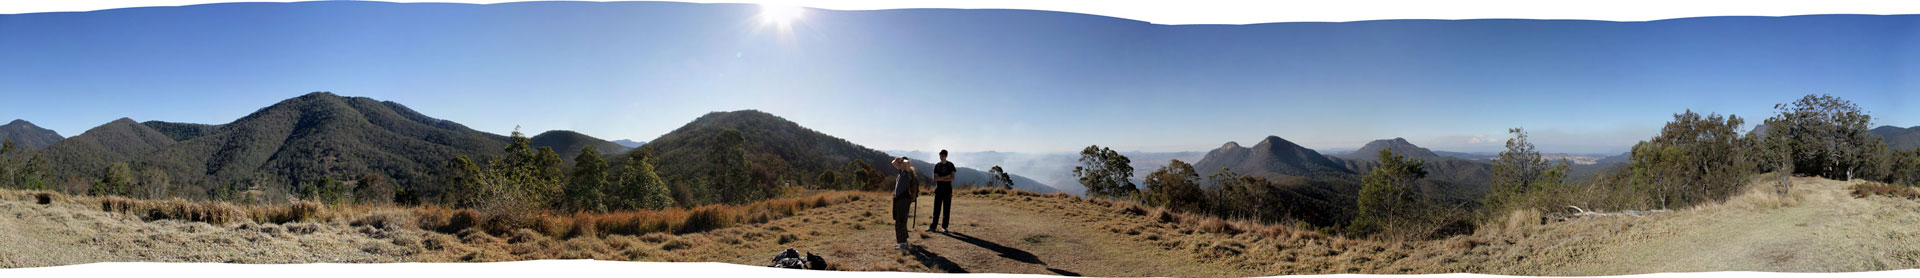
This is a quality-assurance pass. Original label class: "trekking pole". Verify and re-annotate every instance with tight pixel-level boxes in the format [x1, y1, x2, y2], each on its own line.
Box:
[911, 190, 919, 235]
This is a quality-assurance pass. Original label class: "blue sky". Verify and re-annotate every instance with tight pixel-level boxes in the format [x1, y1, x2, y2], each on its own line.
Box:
[1, 1, 1915, 154]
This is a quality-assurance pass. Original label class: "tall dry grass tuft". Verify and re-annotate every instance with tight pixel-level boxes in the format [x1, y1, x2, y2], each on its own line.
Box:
[99, 196, 136, 214]
[1197, 217, 1244, 235]
[1726, 181, 1800, 210]
[544, 191, 860, 239]
[287, 201, 324, 223]
[352, 209, 417, 230]
[1500, 209, 1542, 235]
[1114, 201, 1148, 216]
[677, 205, 734, 234]
[146, 199, 247, 225]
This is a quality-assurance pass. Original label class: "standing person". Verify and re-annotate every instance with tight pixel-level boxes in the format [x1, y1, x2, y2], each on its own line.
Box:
[929, 150, 957, 232]
[890, 157, 919, 250]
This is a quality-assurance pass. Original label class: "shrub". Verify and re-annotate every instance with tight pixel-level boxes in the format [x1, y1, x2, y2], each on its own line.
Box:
[446, 209, 483, 233]
[33, 192, 58, 205]
[1852, 182, 1920, 200]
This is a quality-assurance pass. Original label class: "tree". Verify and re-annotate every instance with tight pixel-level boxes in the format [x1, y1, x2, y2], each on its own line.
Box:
[1891, 149, 1920, 187]
[302, 176, 350, 204]
[708, 129, 759, 204]
[816, 170, 838, 189]
[1349, 148, 1426, 237]
[534, 146, 565, 207]
[565, 145, 610, 212]
[443, 129, 565, 216]
[612, 150, 674, 210]
[354, 174, 394, 205]
[0, 139, 14, 188]
[17, 153, 49, 191]
[139, 168, 172, 199]
[1626, 110, 1750, 209]
[1762, 94, 1882, 181]
[1073, 145, 1137, 199]
[1143, 159, 1207, 212]
[847, 160, 882, 191]
[93, 162, 135, 196]
[986, 165, 1013, 189]
[1485, 128, 1570, 215]
[445, 155, 486, 208]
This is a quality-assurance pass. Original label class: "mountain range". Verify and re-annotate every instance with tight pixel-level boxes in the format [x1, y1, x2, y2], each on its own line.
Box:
[1872, 125, 1920, 151]
[635, 110, 1054, 200]
[35, 118, 179, 180]
[611, 139, 646, 148]
[1193, 136, 1356, 180]
[16, 93, 1057, 204]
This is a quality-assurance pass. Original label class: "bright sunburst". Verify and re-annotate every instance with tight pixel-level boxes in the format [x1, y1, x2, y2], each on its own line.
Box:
[759, 4, 803, 26]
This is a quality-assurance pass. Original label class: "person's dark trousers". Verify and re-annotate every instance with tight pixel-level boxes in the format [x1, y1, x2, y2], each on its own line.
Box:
[929, 182, 953, 231]
[893, 197, 912, 244]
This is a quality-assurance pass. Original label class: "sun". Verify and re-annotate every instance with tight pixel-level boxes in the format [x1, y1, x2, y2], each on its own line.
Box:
[759, 4, 804, 26]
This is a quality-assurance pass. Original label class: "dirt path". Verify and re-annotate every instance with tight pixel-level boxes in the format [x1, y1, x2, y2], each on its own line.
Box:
[790, 194, 1245, 276]
[1554, 178, 1920, 274]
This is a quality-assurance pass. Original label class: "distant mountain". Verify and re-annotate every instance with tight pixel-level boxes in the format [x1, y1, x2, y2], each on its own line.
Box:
[36, 118, 178, 178]
[1329, 138, 1493, 204]
[1336, 138, 1440, 160]
[637, 110, 1054, 205]
[1872, 125, 1920, 151]
[1188, 137, 1366, 227]
[1434, 151, 1496, 161]
[140, 121, 223, 142]
[1192, 136, 1354, 180]
[0, 119, 64, 149]
[612, 139, 646, 148]
[529, 130, 630, 162]
[120, 92, 510, 199]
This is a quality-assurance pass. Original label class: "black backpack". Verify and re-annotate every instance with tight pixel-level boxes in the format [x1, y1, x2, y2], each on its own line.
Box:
[769, 247, 828, 270]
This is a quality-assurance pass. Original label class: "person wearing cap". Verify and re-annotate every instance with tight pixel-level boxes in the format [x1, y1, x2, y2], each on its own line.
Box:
[928, 150, 957, 232]
[890, 157, 920, 250]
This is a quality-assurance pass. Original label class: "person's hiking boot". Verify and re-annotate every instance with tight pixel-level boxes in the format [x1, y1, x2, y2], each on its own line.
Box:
[896, 243, 909, 250]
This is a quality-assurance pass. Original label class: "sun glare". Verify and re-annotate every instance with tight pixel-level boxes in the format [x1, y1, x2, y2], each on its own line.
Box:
[760, 4, 803, 26]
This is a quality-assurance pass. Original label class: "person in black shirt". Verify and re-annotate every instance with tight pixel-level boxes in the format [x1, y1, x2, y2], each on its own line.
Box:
[929, 150, 957, 232]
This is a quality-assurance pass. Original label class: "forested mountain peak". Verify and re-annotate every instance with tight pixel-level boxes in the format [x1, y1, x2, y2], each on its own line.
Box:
[0, 119, 64, 149]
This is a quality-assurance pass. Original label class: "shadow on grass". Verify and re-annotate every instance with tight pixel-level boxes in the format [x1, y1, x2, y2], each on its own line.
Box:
[945, 232, 1044, 265]
[907, 245, 968, 273]
[1046, 267, 1083, 276]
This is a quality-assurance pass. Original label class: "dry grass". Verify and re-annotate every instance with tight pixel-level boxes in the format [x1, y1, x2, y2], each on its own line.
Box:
[10, 174, 1916, 274]
[1725, 181, 1802, 210]
[0, 187, 867, 267]
[954, 177, 1920, 275]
